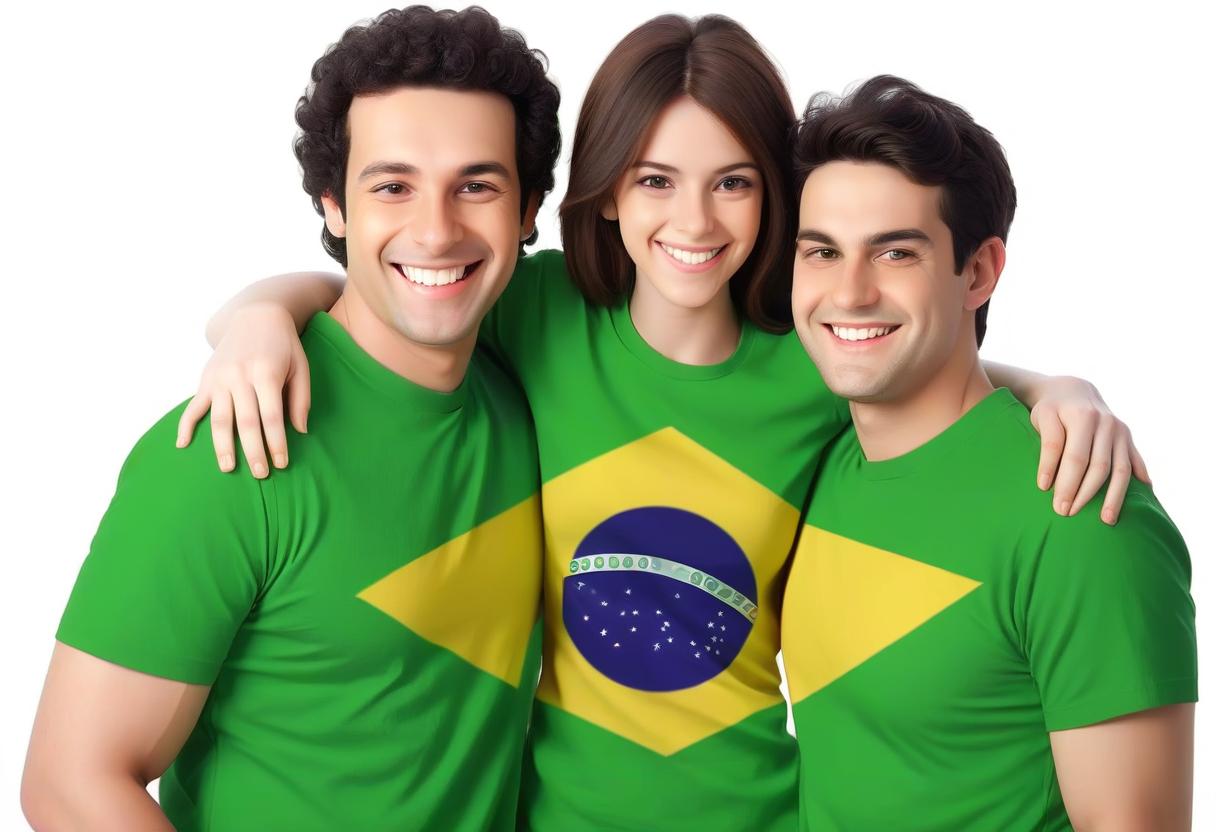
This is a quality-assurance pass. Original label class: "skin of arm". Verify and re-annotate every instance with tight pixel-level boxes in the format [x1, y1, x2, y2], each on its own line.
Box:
[205, 272, 343, 348]
[21, 643, 210, 832]
[183, 277, 1149, 522]
[1049, 703, 1194, 831]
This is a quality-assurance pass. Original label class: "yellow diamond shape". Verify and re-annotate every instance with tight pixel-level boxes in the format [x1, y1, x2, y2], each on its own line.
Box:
[783, 524, 981, 703]
[537, 427, 798, 756]
[358, 494, 541, 687]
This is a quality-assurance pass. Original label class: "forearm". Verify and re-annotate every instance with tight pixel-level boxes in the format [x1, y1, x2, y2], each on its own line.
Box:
[206, 272, 344, 347]
[982, 359, 1051, 405]
[22, 770, 175, 832]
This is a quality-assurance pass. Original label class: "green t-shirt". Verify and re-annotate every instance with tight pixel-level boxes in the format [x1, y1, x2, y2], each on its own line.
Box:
[782, 388, 1197, 831]
[482, 250, 849, 831]
[57, 313, 544, 832]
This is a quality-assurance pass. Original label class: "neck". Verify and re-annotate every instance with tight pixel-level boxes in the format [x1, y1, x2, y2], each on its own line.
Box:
[851, 340, 994, 462]
[329, 292, 473, 394]
[628, 277, 740, 365]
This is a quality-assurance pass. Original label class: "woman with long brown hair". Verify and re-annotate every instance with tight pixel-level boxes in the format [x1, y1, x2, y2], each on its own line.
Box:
[177, 13, 1146, 830]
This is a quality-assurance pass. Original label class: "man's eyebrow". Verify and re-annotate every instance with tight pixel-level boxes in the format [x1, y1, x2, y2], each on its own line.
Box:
[796, 229, 837, 245]
[868, 229, 932, 247]
[356, 161, 512, 180]
[634, 160, 759, 176]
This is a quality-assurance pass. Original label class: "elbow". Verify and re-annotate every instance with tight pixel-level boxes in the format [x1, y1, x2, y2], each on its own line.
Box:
[21, 765, 65, 831]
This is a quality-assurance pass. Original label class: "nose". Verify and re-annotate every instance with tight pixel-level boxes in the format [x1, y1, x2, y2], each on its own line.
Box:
[672, 188, 714, 238]
[410, 190, 463, 255]
[832, 258, 881, 310]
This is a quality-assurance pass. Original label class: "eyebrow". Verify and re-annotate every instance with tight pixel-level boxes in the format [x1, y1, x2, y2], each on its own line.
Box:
[795, 228, 933, 247]
[356, 160, 512, 181]
[634, 160, 760, 176]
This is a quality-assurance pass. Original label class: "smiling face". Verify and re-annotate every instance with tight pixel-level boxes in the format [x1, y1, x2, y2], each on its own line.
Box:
[603, 96, 763, 314]
[792, 160, 992, 404]
[321, 87, 536, 350]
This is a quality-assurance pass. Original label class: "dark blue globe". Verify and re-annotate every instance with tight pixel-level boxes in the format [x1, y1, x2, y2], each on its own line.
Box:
[563, 506, 757, 692]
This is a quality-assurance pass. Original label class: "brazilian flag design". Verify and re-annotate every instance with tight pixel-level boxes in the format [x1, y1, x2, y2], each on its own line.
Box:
[538, 427, 797, 756]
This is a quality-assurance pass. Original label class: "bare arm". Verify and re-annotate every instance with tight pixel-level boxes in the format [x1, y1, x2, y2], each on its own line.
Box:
[1050, 703, 1194, 831]
[205, 271, 343, 347]
[22, 642, 211, 831]
[983, 359, 1150, 524]
[180, 273, 343, 476]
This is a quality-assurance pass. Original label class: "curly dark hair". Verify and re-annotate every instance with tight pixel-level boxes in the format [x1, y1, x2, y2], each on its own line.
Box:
[790, 75, 1016, 348]
[294, 5, 561, 265]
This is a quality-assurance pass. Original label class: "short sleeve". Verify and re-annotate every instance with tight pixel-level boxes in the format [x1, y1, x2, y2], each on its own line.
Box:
[56, 403, 270, 685]
[1021, 487, 1197, 731]
[478, 248, 571, 372]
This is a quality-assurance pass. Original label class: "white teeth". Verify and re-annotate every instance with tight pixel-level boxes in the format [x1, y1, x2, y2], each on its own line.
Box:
[831, 325, 894, 342]
[660, 243, 723, 265]
[401, 264, 468, 286]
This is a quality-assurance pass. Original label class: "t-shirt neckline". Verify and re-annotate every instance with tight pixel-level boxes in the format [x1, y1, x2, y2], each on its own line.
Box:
[306, 312, 469, 413]
[608, 299, 756, 381]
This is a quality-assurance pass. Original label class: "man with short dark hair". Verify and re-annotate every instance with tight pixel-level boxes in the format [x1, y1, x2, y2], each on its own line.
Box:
[22, 7, 560, 829]
[781, 76, 1197, 830]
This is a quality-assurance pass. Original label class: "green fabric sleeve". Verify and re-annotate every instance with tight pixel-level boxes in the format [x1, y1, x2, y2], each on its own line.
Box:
[478, 248, 568, 371]
[56, 404, 271, 685]
[1022, 489, 1197, 731]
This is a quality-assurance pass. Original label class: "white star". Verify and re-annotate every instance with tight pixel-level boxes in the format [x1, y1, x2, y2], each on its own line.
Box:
[632, 610, 639, 616]
[613, 642, 620, 648]
[655, 609, 663, 615]
[630, 626, 637, 632]
[653, 643, 661, 651]
[718, 611, 724, 617]
[601, 601, 609, 607]
[600, 629, 607, 637]
[667, 637, 673, 643]
[694, 652, 701, 659]
[582, 615, 589, 622]
[711, 636, 718, 643]
[662, 621, 670, 628]
[619, 611, 626, 617]
[707, 621, 715, 629]
[689, 640, 697, 646]
[675, 593, 681, 599]
[625, 588, 632, 595]
[721, 625, 727, 632]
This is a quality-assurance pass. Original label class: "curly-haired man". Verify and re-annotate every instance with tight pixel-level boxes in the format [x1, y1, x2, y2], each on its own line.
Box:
[23, 7, 560, 830]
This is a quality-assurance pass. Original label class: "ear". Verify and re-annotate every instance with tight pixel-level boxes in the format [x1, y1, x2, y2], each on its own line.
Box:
[520, 191, 541, 242]
[600, 197, 618, 222]
[963, 237, 1005, 311]
[320, 191, 347, 239]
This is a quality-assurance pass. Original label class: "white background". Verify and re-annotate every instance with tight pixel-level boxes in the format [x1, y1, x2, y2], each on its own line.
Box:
[2, 0, 1211, 826]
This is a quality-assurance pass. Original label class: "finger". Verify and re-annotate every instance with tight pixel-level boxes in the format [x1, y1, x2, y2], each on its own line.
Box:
[1049, 411, 1098, 516]
[232, 385, 270, 479]
[255, 380, 290, 469]
[1130, 443, 1152, 485]
[1033, 410, 1066, 492]
[287, 347, 312, 435]
[1100, 433, 1134, 525]
[1068, 417, 1115, 516]
[209, 393, 237, 473]
[176, 391, 213, 448]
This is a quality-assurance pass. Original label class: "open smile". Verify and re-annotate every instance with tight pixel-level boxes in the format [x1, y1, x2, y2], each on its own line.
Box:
[824, 323, 901, 344]
[393, 260, 482, 288]
[655, 241, 728, 272]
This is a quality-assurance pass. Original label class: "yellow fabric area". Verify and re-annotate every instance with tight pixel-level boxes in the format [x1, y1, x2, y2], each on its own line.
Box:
[538, 428, 795, 755]
[783, 524, 981, 703]
[358, 494, 543, 688]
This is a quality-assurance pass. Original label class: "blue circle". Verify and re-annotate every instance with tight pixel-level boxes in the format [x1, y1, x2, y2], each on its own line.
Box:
[563, 506, 756, 692]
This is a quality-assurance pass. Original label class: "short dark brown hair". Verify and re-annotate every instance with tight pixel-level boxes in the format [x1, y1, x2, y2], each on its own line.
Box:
[791, 75, 1017, 347]
[559, 14, 796, 332]
[294, 6, 561, 266]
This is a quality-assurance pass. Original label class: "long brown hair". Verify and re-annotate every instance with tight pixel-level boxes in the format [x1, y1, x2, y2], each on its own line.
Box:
[559, 14, 796, 332]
